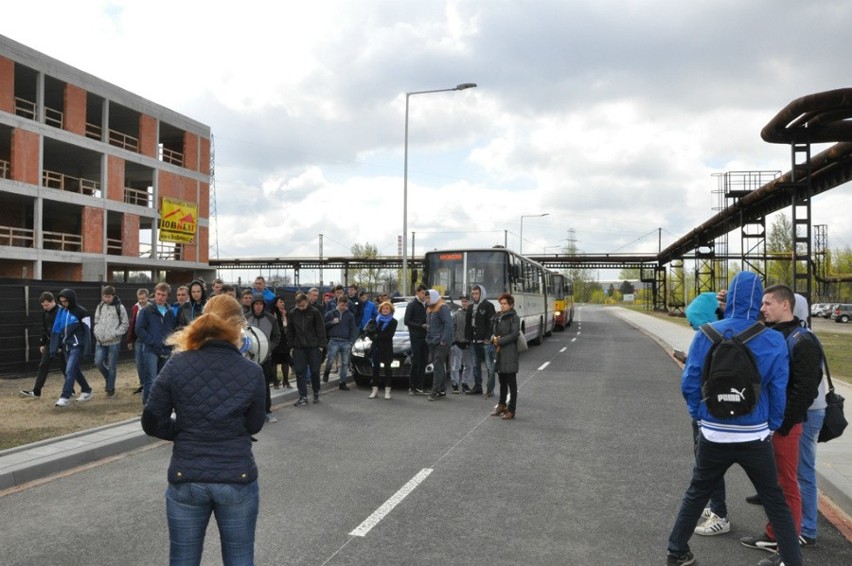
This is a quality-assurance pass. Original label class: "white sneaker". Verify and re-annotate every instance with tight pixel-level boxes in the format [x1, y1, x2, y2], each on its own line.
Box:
[55, 397, 72, 407]
[265, 414, 278, 423]
[694, 512, 731, 536]
[76, 391, 94, 402]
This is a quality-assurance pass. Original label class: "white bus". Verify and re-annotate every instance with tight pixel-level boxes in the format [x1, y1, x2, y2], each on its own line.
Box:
[422, 248, 553, 345]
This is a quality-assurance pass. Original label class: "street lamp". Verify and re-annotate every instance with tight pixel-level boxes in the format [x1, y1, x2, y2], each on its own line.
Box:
[402, 82, 477, 295]
[519, 213, 549, 254]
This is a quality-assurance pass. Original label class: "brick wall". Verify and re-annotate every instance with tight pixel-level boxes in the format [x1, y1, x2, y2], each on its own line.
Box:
[11, 129, 39, 185]
[81, 207, 103, 253]
[107, 155, 125, 202]
[122, 213, 139, 256]
[0, 56, 13, 114]
[138, 114, 157, 158]
[63, 83, 86, 136]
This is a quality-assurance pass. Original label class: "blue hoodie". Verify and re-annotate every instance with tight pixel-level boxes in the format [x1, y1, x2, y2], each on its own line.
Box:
[682, 271, 789, 439]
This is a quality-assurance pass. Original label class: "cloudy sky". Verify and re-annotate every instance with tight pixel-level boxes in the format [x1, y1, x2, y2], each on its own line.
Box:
[3, 1, 851, 278]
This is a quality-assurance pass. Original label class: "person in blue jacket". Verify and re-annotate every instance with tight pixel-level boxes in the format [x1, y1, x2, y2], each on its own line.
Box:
[135, 282, 177, 405]
[142, 294, 265, 566]
[49, 288, 94, 407]
[666, 271, 802, 566]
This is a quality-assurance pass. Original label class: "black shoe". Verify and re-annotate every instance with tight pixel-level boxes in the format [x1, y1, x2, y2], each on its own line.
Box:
[132, 385, 143, 394]
[339, 382, 350, 391]
[465, 387, 483, 395]
[313, 394, 320, 404]
[740, 533, 777, 552]
[105, 389, 116, 398]
[666, 551, 695, 565]
[745, 494, 762, 505]
[19, 390, 40, 398]
[294, 396, 308, 406]
[322, 372, 330, 383]
[451, 384, 459, 394]
[439, 390, 446, 397]
[799, 535, 816, 547]
[757, 553, 784, 566]
[462, 383, 471, 392]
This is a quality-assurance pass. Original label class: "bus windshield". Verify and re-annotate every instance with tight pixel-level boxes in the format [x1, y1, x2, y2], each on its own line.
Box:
[425, 250, 508, 298]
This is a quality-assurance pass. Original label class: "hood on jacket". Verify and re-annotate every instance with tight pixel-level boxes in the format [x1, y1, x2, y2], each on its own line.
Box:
[724, 271, 763, 321]
[472, 284, 487, 302]
[427, 289, 441, 305]
[792, 293, 809, 323]
[685, 292, 719, 330]
[188, 279, 208, 306]
[57, 288, 78, 309]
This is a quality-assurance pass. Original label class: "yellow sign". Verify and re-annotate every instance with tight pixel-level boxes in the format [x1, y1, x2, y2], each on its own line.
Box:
[159, 198, 197, 244]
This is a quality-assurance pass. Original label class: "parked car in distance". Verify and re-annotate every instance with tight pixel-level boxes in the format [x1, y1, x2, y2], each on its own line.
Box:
[833, 304, 852, 323]
[811, 303, 826, 316]
[820, 303, 837, 318]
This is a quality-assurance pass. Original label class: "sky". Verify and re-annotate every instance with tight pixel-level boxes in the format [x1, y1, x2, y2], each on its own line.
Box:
[3, 0, 851, 283]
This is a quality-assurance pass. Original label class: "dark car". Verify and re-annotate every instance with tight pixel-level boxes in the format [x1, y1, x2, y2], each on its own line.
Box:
[349, 300, 459, 387]
[833, 304, 852, 323]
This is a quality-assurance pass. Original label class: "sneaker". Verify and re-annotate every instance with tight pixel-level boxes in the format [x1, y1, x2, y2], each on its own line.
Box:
[266, 414, 278, 423]
[294, 397, 308, 407]
[77, 391, 94, 402]
[105, 389, 116, 398]
[799, 535, 816, 547]
[313, 394, 320, 404]
[54, 397, 72, 407]
[427, 393, 439, 401]
[666, 551, 695, 565]
[439, 390, 446, 397]
[451, 384, 459, 394]
[409, 388, 415, 396]
[19, 390, 40, 399]
[465, 387, 483, 395]
[273, 383, 281, 389]
[462, 383, 471, 393]
[414, 388, 425, 395]
[339, 382, 350, 391]
[740, 533, 777, 552]
[694, 512, 730, 536]
[757, 554, 785, 566]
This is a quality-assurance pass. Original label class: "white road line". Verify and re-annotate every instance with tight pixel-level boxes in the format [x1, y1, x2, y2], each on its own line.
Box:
[571, 337, 577, 343]
[349, 468, 433, 537]
[537, 362, 550, 371]
[560, 347, 567, 353]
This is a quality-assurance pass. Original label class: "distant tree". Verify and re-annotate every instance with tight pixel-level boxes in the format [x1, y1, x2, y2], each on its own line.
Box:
[619, 280, 635, 295]
[619, 268, 640, 281]
[606, 283, 615, 297]
[351, 242, 385, 293]
[562, 236, 597, 302]
[767, 213, 793, 285]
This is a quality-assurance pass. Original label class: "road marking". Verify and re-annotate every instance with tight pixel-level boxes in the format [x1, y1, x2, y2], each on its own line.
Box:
[349, 468, 433, 537]
[537, 362, 550, 371]
[571, 337, 577, 343]
[560, 347, 567, 352]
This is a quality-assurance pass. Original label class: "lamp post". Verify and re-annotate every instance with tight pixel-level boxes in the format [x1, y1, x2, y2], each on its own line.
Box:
[519, 213, 549, 254]
[402, 82, 477, 295]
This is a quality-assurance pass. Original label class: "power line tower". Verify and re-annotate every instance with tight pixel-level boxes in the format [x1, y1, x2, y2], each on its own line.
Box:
[209, 133, 220, 260]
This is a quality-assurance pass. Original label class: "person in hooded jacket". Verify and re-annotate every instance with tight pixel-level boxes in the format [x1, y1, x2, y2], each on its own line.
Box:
[425, 289, 453, 401]
[465, 284, 496, 397]
[666, 271, 801, 566]
[246, 294, 281, 423]
[49, 288, 95, 407]
[490, 293, 521, 420]
[142, 294, 266, 566]
[271, 296, 292, 389]
[93, 285, 129, 397]
[176, 279, 208, 330]
[20, 292, 67, 399]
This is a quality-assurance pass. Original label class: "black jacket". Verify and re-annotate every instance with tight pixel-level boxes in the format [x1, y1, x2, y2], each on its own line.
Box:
[142, 340, 266, 484]
[466, 299, 496, 341]
[773, 319, 823, 435]
[287, 305, 326, 348]
[41, 303, 60, 345]
[404, 299, 427, 340]
[370, 317, 398, 366]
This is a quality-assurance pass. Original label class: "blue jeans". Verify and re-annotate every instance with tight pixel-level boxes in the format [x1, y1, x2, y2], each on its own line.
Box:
[326, 339, 352, 384]
[94, 342, 121, 391]
[798, 408, 826, 539]
[60, 346, 91, 399]
[471, 341, 495, 392]
[134, 341, 146, 386]
[668, 434, 802, 566]
[165, 480, 259, 566]
[141, 345, 168, 405]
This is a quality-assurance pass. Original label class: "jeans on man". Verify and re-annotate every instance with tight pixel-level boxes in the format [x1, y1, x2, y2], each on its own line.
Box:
[94, 342, 121, 391]
[690, 419, 727, 518]
[667, 434, 802, 566]
[428, 343, 450, 394]
[60, 346, 91, 400]
[326, 338, 352, 384]
[471, 341, 495, 392]
[409, 337, 427, 390]
[798, 409, 826, 539]
[293, 347, 322, 398]
[133, 341, 146, 387]
[32, 346, 66, 397]
[450, 343, 474, 388]
[165, 480, 259, 566]
[766, 423, 803, 540]
[141, 345, 168, 405]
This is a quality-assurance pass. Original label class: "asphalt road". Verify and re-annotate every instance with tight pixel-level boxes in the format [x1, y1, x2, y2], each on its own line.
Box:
[2, 305, 850, 565]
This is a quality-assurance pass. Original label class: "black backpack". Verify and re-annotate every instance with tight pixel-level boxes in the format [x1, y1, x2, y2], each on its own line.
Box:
[700, 322, 766, 418]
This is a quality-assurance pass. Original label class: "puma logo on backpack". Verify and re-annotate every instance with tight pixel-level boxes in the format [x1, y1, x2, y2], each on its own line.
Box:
[700, 322, 766, 418]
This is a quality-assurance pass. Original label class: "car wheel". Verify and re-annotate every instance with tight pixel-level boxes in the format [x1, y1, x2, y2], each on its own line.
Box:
[842, 315, 850, 323]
